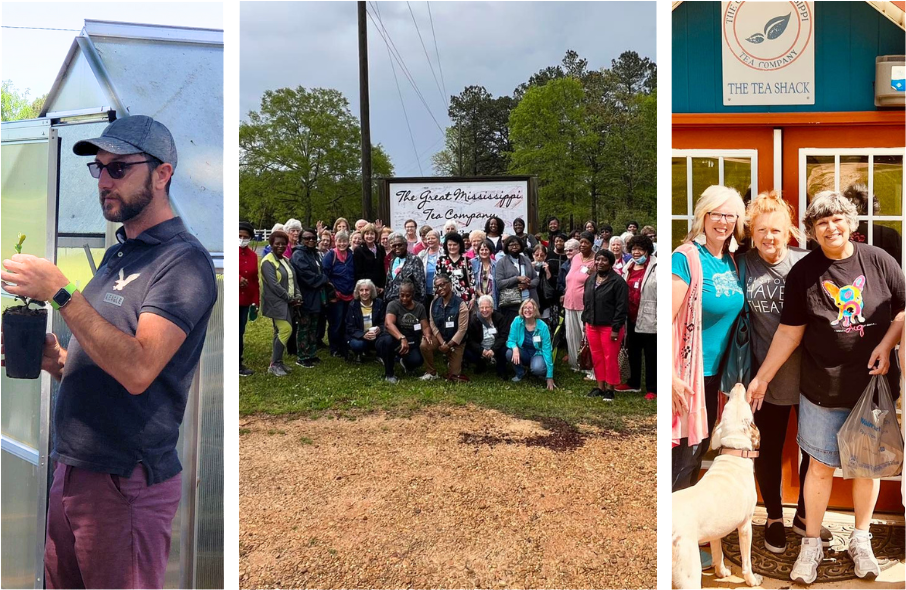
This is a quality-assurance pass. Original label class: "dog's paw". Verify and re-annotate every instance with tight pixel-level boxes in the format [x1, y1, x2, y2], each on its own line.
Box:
[744, 572, 763, 587]
[715, 565, 732, 579]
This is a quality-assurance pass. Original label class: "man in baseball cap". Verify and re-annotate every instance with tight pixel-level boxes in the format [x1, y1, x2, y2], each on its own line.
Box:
[1, 114, 217, 589]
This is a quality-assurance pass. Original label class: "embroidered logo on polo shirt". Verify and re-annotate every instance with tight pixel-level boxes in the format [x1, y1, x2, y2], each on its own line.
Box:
[104, 293, 124, 306]
[114, 269, 141, 291]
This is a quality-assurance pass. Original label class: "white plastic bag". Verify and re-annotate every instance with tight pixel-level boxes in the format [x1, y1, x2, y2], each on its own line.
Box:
[837, 375, 904, 479]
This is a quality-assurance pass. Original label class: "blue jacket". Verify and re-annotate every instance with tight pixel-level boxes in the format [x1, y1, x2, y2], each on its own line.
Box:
[322, 248, 356, 296]
[345, 298, 386, 341]
[506, 316, 555, 379]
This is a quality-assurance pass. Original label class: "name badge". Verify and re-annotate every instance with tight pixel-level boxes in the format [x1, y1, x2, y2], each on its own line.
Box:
[532, 335, 542, 344]
[635, 282, 640, 289]
[445, 321, 455, 329]
[413, 324, 422, 331]
[488, 328, 497, 335]
[453, 269, 463, 277]
[581, 266, 590, 274]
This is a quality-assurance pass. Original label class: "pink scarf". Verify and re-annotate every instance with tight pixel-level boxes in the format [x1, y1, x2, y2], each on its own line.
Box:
[672, 243, 707, 448]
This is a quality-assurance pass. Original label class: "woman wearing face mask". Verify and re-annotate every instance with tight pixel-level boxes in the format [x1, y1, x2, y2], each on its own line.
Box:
[583, 249, 629, 401]
[618, 235, 657, 400]
[495, 236, 539, 329]
[239, 222, 260, 377]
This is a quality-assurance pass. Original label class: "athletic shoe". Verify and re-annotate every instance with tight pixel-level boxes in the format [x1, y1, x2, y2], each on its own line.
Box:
[848, 532, 880, 580]
[792, 514, 832, 547]
[385, 376, 399, 384]
[267, 364, 287, 377]
[614, 383, 640, 392]
[330, 351, 343, 358]
[398, 358, 408, 374]
[644, 392, 656, 401]
[420, 372, 439, 381]
[447, 374, 470, 383]
[295, 358, 307, 366]
[764, 521, 788, 554]
[587, 388, 603, 398]
[277, 362, 292, 373]
[601, 389, 615, 402]
[295, 359, 315, 369]
[790, 537, 823, 585]
[311, 357, 322, 364]
[511, 375, 523, 383]
[584, 373, 597, 381]
[239, 365, 254, 377]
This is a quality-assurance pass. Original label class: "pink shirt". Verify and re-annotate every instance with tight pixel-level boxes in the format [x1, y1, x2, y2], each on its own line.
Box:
[563, 256, 596, 311]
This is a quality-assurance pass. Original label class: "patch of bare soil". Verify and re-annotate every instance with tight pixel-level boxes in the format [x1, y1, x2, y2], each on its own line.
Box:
[240, 405, 656, 589]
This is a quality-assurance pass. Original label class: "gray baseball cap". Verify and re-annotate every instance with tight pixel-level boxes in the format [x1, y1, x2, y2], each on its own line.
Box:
[73, 115, 177, 169]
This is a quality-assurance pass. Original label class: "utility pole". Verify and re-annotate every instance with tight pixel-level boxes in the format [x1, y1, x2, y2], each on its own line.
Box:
[358, 1, 372, 219]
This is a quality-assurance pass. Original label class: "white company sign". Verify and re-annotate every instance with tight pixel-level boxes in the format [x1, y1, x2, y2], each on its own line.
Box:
[721, 1, 815, 106]
[387, 179, 529, 234]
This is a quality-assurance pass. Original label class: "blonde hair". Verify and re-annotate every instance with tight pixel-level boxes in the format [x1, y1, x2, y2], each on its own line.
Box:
[333, 217, 349, 232]
[468, 230, 487, 242]
[518, 298, 540, 319]
[745, 190, 804, 243]
[684, 185, 747, 248]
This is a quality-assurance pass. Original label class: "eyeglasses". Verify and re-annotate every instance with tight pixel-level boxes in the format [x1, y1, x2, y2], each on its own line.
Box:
[301, 236, 316, 241]
[87, 160, 153, 180]
[708, 212, 738, 223]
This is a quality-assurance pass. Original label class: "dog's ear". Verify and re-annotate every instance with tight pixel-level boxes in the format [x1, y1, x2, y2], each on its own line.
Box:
[745, 419, 761, 450]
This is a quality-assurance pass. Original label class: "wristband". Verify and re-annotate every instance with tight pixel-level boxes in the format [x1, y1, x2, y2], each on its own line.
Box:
[50, 283, 77, 310]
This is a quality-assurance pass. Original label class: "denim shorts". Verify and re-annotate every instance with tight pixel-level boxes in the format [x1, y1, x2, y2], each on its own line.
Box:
[797, 394, 852, 468]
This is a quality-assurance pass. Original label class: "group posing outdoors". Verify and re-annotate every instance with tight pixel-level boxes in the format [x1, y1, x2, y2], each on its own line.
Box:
[239, 215, 657, 400]
[672, 186, 905, 584]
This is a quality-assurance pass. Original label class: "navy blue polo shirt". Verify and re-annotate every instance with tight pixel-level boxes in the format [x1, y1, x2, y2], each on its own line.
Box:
[51, 217, 217, 485]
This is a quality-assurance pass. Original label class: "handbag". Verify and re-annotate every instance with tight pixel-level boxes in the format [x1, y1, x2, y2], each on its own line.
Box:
[578, 335, 594, 371]
[720, 258, 751, 392]
[618, 336, 631, 384]
[499, 287, 523, 307]
[837, 374, 904, 479]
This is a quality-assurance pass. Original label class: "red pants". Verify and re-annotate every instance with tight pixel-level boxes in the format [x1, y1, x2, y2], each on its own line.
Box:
[585, 324, 624, 385]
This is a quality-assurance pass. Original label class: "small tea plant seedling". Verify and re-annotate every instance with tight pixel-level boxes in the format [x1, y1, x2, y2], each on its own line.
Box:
[10, 234, 41, 310]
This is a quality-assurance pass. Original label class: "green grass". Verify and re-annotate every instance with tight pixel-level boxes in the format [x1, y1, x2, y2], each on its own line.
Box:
[239, 316, 655, 432]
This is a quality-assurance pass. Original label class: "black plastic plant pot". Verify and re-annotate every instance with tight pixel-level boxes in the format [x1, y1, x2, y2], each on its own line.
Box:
[2, 306, 47, 379]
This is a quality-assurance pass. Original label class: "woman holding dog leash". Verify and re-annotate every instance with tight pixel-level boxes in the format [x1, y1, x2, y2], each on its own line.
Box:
[747, 191, 905, 585]
[672, 185, 747, 496]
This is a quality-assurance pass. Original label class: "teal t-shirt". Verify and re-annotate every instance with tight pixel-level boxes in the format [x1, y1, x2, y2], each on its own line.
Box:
[672, 243, 744, 376]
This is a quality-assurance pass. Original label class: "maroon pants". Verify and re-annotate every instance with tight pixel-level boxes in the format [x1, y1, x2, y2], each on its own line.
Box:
[45, 462, 181, 589]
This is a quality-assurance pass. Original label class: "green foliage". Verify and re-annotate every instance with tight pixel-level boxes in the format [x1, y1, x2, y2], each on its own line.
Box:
[239, 313, 654, 431]
[432, 86, 515, 176]
[239, 86, 393, 228]
[1, 81, 46, 122]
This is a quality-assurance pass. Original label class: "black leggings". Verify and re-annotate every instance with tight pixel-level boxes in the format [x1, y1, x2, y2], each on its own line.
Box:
[753, 400, 809, 520]
[626, 322, 656, 393]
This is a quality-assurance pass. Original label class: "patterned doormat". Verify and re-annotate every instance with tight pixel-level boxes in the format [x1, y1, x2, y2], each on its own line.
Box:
[721, 520, 904, 582]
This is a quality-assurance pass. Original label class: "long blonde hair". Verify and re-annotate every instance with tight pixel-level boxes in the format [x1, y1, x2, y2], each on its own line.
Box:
[745, 190, 804, 243]
[683, 185, 746, 249]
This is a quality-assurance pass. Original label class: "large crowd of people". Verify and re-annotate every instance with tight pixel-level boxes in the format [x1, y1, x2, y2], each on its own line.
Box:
[239, 216, 658, 399]
[671, 186, 905, 584]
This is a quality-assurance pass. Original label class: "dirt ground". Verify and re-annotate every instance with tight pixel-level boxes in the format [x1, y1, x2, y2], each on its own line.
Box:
[240, 406, 656, 589]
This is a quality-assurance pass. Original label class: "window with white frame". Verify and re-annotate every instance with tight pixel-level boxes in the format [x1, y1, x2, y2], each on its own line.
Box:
[799, 149, 905, 269]
[671, 150, 758, 249]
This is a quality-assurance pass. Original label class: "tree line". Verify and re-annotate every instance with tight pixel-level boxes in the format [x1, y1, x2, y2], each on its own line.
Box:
[240, 50, 656, 231]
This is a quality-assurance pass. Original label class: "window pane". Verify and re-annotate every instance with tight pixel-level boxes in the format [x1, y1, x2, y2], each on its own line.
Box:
[840, 155, 870, 214]
[691, 157, 719, 210]
[723, 157, 753, 203]
[805, 155, 835, 208]
[874, 155, 903, 217]
[672, 219, 689, 250]
[673, 157, 687, 215]
[1, 453, 38, 588]
[872, 220, 902, 267]
[57, 247, 105, 292]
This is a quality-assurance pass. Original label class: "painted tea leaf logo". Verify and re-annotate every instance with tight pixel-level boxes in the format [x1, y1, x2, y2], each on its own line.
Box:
[765, 13, 791, 40]
[745, 13, 792, 45]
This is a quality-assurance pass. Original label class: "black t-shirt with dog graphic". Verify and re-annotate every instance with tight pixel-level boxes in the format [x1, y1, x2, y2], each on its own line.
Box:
[780, 242, 904, 409]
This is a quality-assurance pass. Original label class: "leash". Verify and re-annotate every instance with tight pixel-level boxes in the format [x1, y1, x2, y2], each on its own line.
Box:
[718, 448, 759, 459]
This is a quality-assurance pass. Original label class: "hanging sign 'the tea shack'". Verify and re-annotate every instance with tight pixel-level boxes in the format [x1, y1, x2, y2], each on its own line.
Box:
[721, 1, 815, 105]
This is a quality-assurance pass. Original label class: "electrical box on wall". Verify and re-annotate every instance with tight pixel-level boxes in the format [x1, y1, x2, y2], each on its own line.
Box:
[875, 55, 905, 107]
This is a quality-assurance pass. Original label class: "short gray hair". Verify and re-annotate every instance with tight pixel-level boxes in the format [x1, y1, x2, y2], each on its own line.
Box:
[388, 231, 407, 244]
[284, 218, 302, 231]
[477, 294, 494, 308]
[335, 230, 350, 243]
[353, 279, 377, 301]
[803, 191, 858, 241]
[564, 238, 580, 250]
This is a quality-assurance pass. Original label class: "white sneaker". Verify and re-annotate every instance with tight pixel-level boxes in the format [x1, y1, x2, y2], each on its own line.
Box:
[790, 537, 823, 585]
[267, 364, 287, 377]
[419, 372, 439, 381]
[848, 532, 880, 580]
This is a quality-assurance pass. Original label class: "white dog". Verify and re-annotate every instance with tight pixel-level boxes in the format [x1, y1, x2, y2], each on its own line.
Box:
[672, 383, 764, 589]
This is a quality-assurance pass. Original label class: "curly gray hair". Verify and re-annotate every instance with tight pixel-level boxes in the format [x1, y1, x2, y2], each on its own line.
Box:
[353, 279, 377, 301]
[803, 191, 858, 241]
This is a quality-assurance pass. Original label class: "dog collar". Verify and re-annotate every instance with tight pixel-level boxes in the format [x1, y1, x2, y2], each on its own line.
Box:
[719, 448, 759, 459]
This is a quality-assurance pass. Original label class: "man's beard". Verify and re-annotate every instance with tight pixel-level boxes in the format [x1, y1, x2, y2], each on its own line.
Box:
[100, 174, 154, 222]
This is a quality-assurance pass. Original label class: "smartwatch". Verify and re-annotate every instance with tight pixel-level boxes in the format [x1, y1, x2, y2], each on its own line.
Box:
[50, 283, 77, 310]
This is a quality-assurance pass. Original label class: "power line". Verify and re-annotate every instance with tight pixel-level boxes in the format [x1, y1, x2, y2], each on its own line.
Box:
[365, 4, 445, 135]
[406, 1, 446, 109]
[2, 26, 80, 31]
[426, 2, 448, 105]
[381, 11, 422, 175]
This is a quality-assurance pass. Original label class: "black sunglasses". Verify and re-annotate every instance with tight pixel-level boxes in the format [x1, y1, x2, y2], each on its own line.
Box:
[301, 235, 317, 241]
[87, 160, 153, 180]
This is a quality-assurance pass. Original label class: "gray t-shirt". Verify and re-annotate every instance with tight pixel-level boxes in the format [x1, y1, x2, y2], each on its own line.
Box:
[743, 247, 808, 405]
